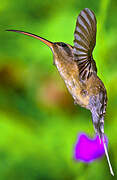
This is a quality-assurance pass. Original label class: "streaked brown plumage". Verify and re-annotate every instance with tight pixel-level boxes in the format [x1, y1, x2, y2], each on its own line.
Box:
[6, 8, 114, 175]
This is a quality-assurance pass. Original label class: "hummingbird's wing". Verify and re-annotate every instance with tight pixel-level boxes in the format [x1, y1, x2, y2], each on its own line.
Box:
[73, 8, 97, 80]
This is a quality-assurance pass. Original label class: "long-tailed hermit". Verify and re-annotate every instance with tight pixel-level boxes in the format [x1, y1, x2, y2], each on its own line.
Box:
[6, 8, 114, 175]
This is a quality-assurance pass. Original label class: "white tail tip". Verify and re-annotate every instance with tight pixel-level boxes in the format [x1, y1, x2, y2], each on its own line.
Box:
[102, 136, 114, 176]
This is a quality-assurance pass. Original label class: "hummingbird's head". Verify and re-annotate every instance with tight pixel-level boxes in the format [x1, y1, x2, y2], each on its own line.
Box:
[51, 42, 73, 62]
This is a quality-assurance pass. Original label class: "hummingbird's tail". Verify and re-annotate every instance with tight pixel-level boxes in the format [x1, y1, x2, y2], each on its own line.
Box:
[89, 92, 114, 176]
[91, 110, 114, 176]
[94, 121, 114, 176]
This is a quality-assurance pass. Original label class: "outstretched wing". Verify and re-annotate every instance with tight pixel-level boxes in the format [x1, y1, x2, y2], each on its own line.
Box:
[73, 8, 97, 80]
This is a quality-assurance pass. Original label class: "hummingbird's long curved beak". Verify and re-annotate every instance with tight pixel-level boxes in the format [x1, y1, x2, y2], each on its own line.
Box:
[6, 30, 53, 48]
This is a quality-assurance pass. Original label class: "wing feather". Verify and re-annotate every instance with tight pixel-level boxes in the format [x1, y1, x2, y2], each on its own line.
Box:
[73, 8, 97, 81]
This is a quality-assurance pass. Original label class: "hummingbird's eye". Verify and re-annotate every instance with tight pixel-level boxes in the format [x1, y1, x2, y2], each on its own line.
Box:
[58, 42, 67, 47]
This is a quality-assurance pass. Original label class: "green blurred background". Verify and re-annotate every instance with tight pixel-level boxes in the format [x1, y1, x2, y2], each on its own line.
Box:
[0, 0, 117, 179]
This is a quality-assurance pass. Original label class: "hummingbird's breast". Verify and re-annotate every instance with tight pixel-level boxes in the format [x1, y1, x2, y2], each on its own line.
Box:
[54, 55, 90, 108]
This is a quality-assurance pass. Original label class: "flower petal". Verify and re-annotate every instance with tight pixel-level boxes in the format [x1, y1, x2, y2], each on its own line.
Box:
[74, 133, 108, 163]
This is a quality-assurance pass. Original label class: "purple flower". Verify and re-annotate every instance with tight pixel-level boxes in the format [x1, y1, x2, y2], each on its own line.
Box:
[74, 133, 108, 163]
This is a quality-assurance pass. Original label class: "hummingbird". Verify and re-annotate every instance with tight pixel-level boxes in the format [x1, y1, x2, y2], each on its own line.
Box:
[6, 8, 114, 175]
